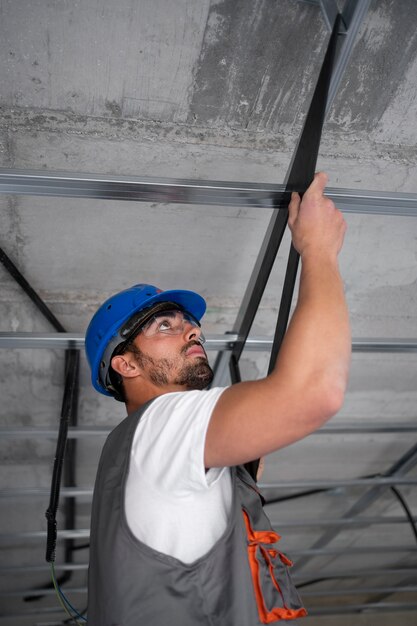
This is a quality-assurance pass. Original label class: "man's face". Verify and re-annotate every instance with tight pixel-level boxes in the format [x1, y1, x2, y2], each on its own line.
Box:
[127, 310, 214, 390]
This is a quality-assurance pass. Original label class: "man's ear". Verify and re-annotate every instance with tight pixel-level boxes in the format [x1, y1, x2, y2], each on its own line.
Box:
[111, 353, 142, 380]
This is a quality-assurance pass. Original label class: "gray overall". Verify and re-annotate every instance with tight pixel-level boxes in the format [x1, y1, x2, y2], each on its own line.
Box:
[87, 401, 307, 625]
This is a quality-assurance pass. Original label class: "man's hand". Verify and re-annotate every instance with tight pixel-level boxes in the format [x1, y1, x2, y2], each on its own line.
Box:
[288, 172, 346, 260]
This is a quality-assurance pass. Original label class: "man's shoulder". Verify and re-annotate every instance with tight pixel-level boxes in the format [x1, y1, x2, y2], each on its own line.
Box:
[132, 387, 227, 449]
[142, 387, 227, 418]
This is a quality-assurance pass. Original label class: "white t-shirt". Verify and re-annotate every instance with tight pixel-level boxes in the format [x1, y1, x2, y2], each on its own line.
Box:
[125, 387, 232, 564]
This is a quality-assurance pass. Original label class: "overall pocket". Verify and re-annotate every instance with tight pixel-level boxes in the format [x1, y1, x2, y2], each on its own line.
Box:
[242, 510, 307, 623]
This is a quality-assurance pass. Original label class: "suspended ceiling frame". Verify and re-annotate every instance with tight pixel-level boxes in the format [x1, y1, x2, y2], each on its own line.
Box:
[2, 176, 417, 619]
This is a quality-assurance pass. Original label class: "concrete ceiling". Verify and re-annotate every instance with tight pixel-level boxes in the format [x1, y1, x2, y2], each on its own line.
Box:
[1, 0, 417, 624]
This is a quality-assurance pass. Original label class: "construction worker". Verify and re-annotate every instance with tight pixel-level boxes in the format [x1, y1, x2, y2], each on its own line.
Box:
[85, 172, 350, 625]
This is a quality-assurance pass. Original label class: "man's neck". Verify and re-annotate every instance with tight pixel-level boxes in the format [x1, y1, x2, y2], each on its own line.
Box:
[125, 382, 189, 414]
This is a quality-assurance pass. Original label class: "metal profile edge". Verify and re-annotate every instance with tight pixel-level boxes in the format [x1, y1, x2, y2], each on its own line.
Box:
[1, 332, 417, 352]
[1, 476, 416, 499]
[0, 169, 416, 216]
[3, 583, 417, 599]
[2, 421, 416, 439]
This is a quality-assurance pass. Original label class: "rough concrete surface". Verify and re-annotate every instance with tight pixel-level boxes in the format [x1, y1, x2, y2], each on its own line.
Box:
[0, 0, 416, 623]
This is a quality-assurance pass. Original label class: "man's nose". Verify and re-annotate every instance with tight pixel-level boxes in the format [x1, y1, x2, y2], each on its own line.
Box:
[184, 322, 202, 343]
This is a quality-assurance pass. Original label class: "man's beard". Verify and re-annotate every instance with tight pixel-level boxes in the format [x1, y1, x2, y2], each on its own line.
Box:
[130, 342, 214, 390]
[174, 358, 214, 390]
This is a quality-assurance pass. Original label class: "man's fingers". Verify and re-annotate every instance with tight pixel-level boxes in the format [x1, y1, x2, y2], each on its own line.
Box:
[288, 191, 300, 226]
[307, 171, 328, 197]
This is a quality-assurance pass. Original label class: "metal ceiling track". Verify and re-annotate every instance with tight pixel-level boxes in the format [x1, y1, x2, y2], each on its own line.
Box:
[0, 529, 415, 557]
[293, 441, 417, 573]
[2, 476, 416, 500]
[2, 420, 417, 438]
[0, 168, 416, 216]
[2, 332, 417, 351]
[306, 602, 417, 616]
[2, 515, 417, 543]
[2, 563, 415, 578]
[3, 601, 417, 623]
[3, 583, 417, 600]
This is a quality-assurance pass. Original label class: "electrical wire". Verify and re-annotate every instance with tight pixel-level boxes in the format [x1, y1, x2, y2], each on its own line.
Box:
[50, 562, 86, 625]
[264, 488, 328, 505]
[390, 485, 417, 545]
[63, 607, 88, 625]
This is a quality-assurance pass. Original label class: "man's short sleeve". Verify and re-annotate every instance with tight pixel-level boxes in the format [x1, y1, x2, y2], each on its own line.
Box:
[129, 387, 227, 495]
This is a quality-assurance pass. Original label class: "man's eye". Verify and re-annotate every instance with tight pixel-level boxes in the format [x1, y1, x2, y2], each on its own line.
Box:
[158, 319, 172, 331]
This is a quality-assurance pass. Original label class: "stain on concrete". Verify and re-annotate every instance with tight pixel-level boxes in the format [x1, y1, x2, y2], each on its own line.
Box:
[329, 0, 417, 132]
[188, 0, 326, 131]
[104, 99, 122, 117]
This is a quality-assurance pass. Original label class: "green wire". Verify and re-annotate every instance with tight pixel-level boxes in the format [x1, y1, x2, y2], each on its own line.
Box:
[50, 561, 84, 626]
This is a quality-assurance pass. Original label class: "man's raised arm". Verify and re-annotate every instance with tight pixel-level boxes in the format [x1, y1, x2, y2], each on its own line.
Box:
[205, 172, 351, 468]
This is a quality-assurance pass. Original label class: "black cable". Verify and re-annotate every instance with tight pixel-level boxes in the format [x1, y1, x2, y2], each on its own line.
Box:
[297, 576, 333, 589]
[390, 485, 417, 545]
[25, 350, 80, 603]
[45, 350, 80, 562]
[264, 488, 329, 505]
[0, 246, 81, 601]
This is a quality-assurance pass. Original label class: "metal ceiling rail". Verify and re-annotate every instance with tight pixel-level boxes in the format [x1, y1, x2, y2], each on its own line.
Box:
[294, 566, 417, 581]
[271, 515, 417, 528]
[2, 563, 416, 578]
[350, 338, 417, 352]
[3, 602, 417, 622]
[0, 427, 111, 438]
[325, 0, 372, 112]
[0, 563, 88, 573]
[1, 516, 415, 544]
[2, 420, 416, 438]
[0, 530, 413, 556]
[0, 529, 90, 541]
[1, 587, 86, 598]
[1, 476, 416, 499]
[317, 422, 417, 434]
[1, 332, 417, 352]
[4, 583, 417, 599]
[303, 584, 417, 597]
[260, 477, 417, 488]
[0, 608, 77, 620]
[227, 9, 342, 480]
[318, 0, 340, 31]
[0, 168, 417, 216]
[288, 545, 416, 557]
[0, 602, 81, 626]
[294, 441, 417, 572]
[306, 602, 417, 616]
[0, 487, 93, 498]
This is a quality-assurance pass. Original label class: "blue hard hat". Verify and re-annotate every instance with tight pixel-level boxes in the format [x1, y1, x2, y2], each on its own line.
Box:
[85, 284, 206, 396]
